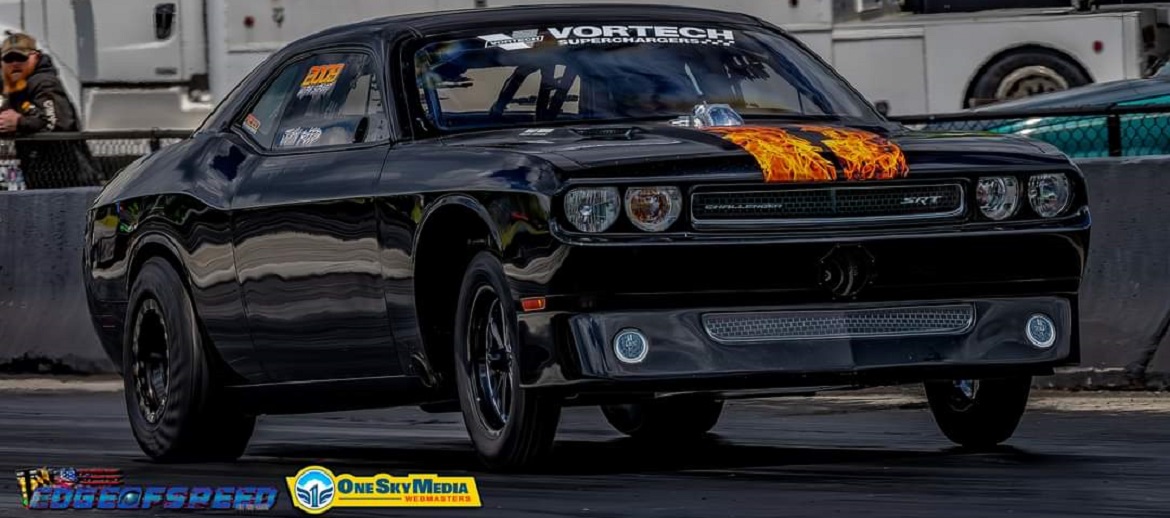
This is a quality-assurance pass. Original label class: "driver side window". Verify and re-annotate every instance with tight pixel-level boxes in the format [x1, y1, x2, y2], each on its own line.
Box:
[237, 51, 389, 150]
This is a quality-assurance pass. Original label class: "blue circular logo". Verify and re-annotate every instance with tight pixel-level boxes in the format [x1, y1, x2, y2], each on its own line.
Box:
[294, 468, 335, 512]
[614, 329, 648, 364]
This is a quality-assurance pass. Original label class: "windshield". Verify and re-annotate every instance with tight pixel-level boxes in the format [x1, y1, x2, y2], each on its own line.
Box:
[412, 24, 882, 131]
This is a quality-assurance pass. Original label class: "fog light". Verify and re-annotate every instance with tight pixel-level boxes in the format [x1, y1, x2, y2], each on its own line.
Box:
[1025, 314, 1056, 348]
[614, 329, 648, 364]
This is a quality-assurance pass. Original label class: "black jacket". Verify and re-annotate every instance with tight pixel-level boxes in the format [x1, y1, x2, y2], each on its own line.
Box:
[0, 53, 100, 188]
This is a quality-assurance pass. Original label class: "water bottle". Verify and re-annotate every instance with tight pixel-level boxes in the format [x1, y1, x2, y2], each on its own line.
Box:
[7, 163, 24, 190]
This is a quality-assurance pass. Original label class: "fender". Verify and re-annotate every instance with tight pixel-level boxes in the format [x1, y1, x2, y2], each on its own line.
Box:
[412, 194, 505, 260]
[126, 230, 191, 293]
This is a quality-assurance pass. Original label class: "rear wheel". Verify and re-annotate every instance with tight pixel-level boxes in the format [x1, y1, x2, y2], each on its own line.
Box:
[454, 251, 561, 471]
[601, 396, 724, 441]
[924, 376, 1032, 448]
[123, 257, 255, 462]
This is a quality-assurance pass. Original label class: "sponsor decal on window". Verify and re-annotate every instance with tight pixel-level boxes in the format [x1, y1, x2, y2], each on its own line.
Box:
[243, 113, 261, 133]
[279, 126, 323, 147]
[478, 29, 545, 50]
[299, 63, 345, 98]
[476, 25, 736, 50]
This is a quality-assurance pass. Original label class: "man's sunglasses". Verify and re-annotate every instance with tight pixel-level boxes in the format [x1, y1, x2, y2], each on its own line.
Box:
[2, 53, 29, 63]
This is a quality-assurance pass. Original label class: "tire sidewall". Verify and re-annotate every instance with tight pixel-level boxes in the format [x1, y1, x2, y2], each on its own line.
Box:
[122, 257, 209, 459]
[454, 251, 528, 460]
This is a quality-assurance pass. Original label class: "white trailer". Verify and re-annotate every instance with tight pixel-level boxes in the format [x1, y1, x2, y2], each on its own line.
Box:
[1, 0, 1168, 129]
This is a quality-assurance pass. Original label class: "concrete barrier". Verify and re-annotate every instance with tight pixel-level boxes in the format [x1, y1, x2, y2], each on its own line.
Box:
[0, 187, 113, 374]
[1052, 157, 1170, 389]
[2, 158, 1170, 387]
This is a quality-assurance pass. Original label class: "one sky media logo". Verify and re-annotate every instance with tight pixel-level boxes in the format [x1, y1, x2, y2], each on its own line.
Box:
[286, 466, 481, 514]
[15, 466, 279, 511]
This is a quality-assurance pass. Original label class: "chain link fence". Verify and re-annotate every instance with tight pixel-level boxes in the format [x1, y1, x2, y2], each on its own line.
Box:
[3, 104, 1170, 190]
[891, 104, 1170, 159]
[1, 129, 190, 190]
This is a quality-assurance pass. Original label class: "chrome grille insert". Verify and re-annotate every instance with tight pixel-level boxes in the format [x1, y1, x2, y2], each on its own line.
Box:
[690, 183, 965, 228]
[702, 304, 975, 343]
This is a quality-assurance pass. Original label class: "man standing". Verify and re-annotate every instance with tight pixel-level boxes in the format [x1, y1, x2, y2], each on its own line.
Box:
[0, 32, 99, 188]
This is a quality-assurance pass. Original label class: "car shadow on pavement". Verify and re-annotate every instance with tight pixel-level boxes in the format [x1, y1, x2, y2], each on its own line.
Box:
[243, 437, 1066, 476]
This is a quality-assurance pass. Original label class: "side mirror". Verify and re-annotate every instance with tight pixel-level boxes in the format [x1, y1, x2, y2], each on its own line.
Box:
[155, 3, 176, 40]
[875, 100, 890, 117]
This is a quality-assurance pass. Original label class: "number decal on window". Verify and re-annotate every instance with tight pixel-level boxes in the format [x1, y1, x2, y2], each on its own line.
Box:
[301, 64, 345, 87]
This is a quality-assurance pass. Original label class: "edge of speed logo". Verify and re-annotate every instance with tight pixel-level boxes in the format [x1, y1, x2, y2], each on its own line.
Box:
[287, 466, 480, 514]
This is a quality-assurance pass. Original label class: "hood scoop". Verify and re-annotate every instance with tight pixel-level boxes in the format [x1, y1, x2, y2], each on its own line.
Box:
[568, 127, 642, 140]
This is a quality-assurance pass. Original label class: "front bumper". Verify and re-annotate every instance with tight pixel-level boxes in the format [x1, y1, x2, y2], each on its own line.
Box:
[518, 296, 1075, 392]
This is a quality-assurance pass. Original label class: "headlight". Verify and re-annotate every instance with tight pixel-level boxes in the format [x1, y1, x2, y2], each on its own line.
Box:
[564, 187, 620, 232]
[624, 186, 682, 232]
[1028, 173, 1072, 218]
[976, 176, 1020, 220]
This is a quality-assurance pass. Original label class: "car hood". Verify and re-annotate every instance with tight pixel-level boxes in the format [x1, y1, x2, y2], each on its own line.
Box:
[437, 121, 1070, 178]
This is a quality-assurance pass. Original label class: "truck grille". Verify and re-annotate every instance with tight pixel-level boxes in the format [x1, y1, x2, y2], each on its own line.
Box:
[702, 304, 975, 343]
[690, 183, 964, 228]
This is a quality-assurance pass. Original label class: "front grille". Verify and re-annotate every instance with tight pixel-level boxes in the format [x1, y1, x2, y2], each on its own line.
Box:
[690, 183, 964, 228]
[702, 304, 975, 343]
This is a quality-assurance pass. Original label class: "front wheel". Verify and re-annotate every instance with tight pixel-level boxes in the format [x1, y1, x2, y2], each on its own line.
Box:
[924, 376, 1032, 448]
[453, 251, 561, 471]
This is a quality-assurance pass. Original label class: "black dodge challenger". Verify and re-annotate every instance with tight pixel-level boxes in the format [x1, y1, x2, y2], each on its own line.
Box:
[82, 4, 1090, 469]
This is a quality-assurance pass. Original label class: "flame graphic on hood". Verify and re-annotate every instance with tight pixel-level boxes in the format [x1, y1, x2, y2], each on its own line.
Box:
[799, 125, 909, 180]
[703, 126, 836, 182]
[703, 125, 909, 182]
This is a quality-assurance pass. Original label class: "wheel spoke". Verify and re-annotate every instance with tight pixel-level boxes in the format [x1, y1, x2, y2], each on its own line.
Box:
[496, 302, 511, 353]
[489, 305, 505, 352]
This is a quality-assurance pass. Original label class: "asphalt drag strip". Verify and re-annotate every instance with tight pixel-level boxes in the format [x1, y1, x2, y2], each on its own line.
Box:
[1, 379, 1168, 517]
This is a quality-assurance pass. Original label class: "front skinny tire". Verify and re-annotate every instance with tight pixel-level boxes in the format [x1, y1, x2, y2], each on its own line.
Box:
[924, 376, 1032, 449]
[453, 251, 561, 471]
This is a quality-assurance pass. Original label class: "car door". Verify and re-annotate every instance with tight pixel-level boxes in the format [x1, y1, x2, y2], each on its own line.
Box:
[224, 47, 401, 382]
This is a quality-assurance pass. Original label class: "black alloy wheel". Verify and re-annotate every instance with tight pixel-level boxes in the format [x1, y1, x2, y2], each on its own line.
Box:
[454, 251, 561, 471]
[466, 284, 514, 434]
[131, 299, 170, 425]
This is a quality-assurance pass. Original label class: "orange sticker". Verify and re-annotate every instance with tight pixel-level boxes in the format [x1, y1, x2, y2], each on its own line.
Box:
[302, 64, 345, 87]
[703, 125, 909, 182]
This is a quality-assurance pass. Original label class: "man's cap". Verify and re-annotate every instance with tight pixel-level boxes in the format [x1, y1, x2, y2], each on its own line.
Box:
[1, 32, 37, 57]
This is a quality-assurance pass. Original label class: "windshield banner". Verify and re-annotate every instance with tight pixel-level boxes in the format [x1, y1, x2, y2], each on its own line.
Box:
[478, 26, 736, 50]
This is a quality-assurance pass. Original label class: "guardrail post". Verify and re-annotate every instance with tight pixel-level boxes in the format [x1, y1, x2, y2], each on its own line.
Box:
[1106, 113, 1122, 157]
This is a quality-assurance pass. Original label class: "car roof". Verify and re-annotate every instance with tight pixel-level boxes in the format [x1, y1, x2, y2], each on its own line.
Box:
[286, 3, 768, 49]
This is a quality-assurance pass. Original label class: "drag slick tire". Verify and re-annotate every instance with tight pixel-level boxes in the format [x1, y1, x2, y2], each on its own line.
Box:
[601, 396, 724, 440]
[123, 256, 255, 462]
[924, 376, 1032, 448]
[454, 251, 561, 471]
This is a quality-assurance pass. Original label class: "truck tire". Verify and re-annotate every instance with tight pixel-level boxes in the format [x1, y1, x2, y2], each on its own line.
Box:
[967, 49, 1090, 108]
[453, 251, 562, 471]
[601, 397, 724, 441]
[924, 376, 1032, 448]
[123, 257, 255, 462]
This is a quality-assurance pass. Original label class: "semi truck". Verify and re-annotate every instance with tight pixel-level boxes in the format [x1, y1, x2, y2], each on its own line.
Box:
[2, 0, 1170, 129]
